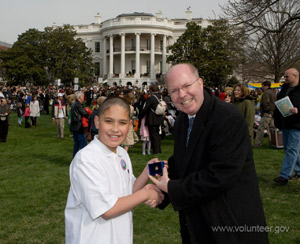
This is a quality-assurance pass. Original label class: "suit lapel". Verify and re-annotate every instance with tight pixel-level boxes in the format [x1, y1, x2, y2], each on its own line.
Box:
[179, 89, 214, 177]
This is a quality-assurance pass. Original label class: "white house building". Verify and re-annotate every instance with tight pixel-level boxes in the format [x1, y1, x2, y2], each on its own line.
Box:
[73, 9, 212, 87]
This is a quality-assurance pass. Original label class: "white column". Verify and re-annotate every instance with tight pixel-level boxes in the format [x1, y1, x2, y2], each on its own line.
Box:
[120, 33, 125, 79]
[103, 37, 107, 77]
[135, 33, 140, 79]
[150, 33, 155, 79]
[109, 35, 114, 78]
[162, 35, 167, 75]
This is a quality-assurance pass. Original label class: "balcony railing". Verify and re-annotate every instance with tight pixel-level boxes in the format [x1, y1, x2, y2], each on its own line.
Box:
[106, 46, 165, 53]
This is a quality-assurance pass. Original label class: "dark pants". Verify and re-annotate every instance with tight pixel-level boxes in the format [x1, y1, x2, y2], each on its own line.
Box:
[73, 131, 87, 157]
[25, 116, 31, 128]
[44, 104, 49, 115]
[179, 213, 192, 244]
[148, 125, 161, 154]
[0, 120, 9, 142]
[31, 117, 37, 126]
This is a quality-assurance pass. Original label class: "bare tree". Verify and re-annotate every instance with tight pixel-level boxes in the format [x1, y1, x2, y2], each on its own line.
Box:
[222, 0, 300, 82]
[222, 0, 300, 34]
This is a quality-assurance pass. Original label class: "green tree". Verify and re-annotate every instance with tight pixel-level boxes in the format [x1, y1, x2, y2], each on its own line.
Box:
[0, 29, 46, 86]
[167, 21, 241, 87]
[43, 25, 94, 85]
[0, 25, 94, 86]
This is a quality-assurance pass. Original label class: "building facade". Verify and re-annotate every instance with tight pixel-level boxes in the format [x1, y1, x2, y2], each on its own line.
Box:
[73, 10, 212, 87]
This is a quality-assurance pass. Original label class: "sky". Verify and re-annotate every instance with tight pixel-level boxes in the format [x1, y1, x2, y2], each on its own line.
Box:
[0, 0, 228, 44]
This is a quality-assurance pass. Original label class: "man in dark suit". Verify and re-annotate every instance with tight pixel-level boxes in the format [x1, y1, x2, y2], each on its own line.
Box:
[150, 63, 269, 244]
[70, 91, 89, 157]
[141, 83, 164, 154]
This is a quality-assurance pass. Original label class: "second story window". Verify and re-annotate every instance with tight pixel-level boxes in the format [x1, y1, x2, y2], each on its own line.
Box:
[146, 39, 151, 50]
[95, 42, 100, 53]
[131, 39, 136, 50]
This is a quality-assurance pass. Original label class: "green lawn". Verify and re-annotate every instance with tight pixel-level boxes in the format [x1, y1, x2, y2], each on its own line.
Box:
[0, 112, 299, 243]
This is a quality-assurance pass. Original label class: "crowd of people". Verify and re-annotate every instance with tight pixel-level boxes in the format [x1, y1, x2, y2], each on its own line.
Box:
[1, 65, 300, 243]
[0, 68, 299, 185]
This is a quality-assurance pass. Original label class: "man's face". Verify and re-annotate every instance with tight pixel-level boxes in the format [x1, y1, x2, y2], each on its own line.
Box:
[262, 85, 268, 91]
[284, 71, 296, 85]
[78, 94, 84, 103]
[166, 65, 204, 115]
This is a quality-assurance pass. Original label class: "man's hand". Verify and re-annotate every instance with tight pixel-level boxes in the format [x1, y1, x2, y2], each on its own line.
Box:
[145, 158, 159, 174]
[290, 107, 298, 114]
[143, 184, 164, 208]
[52, 118, 56, 125]
[148, 165, 170, 193]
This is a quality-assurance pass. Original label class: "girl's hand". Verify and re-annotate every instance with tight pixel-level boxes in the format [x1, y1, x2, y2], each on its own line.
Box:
[143, 184, 164, 207]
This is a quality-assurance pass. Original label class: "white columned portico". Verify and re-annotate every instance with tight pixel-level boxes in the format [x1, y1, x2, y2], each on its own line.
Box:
[120, 33, 125, 79]
[135, 33, 140, 79]
[162, 34, 167, 75]
[109, 35, 114, 78]
[103, 37, 107, 77]
[150, 33, 155, 79]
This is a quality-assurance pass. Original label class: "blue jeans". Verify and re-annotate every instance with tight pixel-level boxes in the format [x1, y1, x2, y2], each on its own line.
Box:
[73, 132, 87, 158]
[280, 129, 300, 179]
[18, 116, 23, 124]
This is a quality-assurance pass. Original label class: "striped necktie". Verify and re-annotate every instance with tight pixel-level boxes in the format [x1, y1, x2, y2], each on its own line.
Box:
[186, 117, 195, 145]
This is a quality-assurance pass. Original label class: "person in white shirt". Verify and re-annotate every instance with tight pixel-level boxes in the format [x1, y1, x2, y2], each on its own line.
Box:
[52, 93, 67, 139]
[65, 96, 164, 244]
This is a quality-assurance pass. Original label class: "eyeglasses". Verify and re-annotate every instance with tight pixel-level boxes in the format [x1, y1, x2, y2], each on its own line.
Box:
[168, 78, 199, 97]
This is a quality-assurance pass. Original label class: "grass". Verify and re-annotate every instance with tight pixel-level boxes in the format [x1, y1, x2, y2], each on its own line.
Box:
[0, 112, 299, 243]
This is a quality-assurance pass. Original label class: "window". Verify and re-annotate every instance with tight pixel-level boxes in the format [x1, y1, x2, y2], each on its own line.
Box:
[160, 40, 163, 51]
[95, 62, 100, 76]
[146, 39, 151, 50]
[131, 60, 136, 74]
[146, 60, 150, 74]
[131, 39, 136, 50]
[131, 60, 136, 70]
[95, 42, 100, 53]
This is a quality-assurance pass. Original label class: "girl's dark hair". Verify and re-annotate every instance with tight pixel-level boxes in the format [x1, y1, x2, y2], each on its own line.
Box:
[98, 96, 130, 119]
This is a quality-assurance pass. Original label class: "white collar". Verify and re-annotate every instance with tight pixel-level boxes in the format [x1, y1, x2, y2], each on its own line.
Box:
[93, 135, 122, 157]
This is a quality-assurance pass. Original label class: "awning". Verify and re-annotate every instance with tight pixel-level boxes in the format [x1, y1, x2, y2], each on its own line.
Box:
[247, 83, 284, 89]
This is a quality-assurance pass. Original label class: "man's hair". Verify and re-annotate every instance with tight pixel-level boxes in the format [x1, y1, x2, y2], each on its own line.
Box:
[165, 63, 199, 83]
[98, 96, 130, 119]
[262, 81, 271, 88]
[74, 91, 84, 100]
[150, 83, 159, 92]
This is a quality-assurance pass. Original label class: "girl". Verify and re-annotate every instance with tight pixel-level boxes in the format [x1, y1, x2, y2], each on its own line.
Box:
[140, 115, 151, 155]
[24, 104, 31, 128]
[65, 96, 163, 244]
